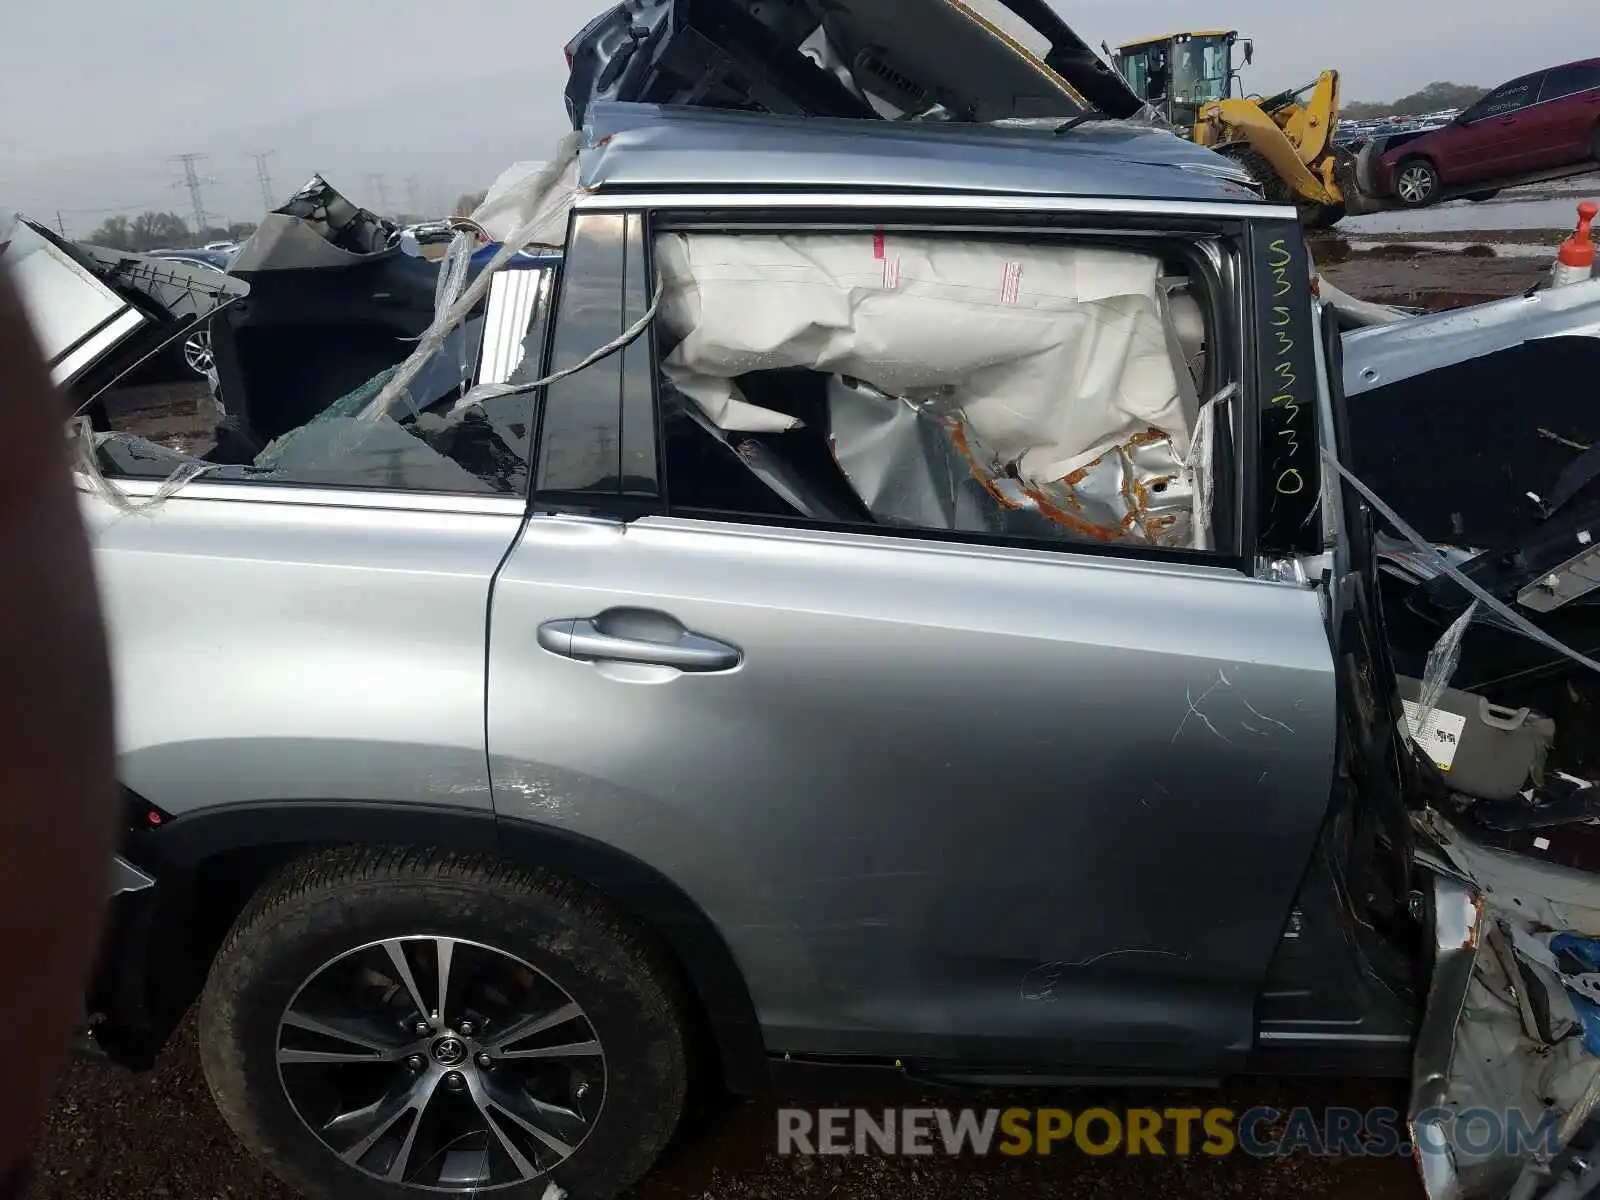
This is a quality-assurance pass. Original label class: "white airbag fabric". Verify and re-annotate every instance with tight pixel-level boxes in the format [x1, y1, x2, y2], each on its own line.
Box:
[655, 232, 1197, 486]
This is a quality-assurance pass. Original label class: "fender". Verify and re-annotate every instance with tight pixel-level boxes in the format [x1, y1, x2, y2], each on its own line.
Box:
[106, 794, 769, 1092]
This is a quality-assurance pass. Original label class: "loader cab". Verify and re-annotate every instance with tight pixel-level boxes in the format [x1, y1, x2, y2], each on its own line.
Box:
[1113, 30, 1247, 133]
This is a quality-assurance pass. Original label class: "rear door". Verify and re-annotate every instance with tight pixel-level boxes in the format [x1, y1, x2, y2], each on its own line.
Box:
[1535, 62, 1600, 161]
[1456, 73, 1547, 178]
[89, 263, 556, 817]
[485, 208, 1340, 1075]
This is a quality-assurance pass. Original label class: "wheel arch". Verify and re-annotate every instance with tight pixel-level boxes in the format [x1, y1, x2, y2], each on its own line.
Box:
[102, 794, 769, 1093]
[1396, 151, 1440, 176]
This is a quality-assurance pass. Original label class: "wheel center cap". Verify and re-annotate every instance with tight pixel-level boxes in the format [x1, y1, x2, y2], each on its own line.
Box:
[431, 1035, 466, 1065]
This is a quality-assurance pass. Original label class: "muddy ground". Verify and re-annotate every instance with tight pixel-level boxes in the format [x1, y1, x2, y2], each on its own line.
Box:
[26, 234, 1598, 1200]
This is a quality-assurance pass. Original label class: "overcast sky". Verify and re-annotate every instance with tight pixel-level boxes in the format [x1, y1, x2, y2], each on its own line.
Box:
[1, 0, 1588, 236]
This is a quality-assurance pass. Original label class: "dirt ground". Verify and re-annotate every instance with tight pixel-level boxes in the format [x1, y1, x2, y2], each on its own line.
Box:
[28, 1015, 1423, 1200]
[28, 244, 1582, 1200]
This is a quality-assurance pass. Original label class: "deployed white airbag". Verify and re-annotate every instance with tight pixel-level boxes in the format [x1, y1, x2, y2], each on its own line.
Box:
[655, 231, 1205, 546]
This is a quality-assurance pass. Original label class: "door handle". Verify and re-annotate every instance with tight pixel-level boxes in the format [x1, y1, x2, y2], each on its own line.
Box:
[537, 615, 742, 672]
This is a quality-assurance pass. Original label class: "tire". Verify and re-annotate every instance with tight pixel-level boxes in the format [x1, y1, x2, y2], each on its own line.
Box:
[1217, 143, 1343, 229]
[198, 848, 692, 1200]
[1216, 143, 1292, 203]
[1394, 158, 1441, 208]
[181, 323, 215, 377]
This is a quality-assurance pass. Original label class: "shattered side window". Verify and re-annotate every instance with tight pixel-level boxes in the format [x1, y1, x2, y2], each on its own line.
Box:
[89, 267, 556, 497]
[654, 228, 1232, 556]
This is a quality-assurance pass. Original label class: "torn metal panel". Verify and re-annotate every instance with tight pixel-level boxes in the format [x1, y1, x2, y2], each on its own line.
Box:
[1413, 819, 1600, 1200]
[1422, 814, 1600, 940]
[1410, 873, 1483, 1200]
[1343, 278, 1600, 397]
[230, 174, 396, 270]
[563, 0, 1141, 133]
[824, 376, 1197, 546]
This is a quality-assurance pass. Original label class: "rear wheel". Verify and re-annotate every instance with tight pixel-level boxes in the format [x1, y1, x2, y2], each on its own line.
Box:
[197, 848, 691, 1200]
[1394, 158, 1441, 208]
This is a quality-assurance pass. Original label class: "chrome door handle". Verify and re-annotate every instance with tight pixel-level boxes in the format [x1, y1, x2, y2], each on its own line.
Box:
[537, 617, 742, 672]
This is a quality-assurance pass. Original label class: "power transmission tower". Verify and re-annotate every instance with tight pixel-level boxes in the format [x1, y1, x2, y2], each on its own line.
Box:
[171, 153, 216, 236]
[366, 174, 390, 216]
[252, 151, 277, 212]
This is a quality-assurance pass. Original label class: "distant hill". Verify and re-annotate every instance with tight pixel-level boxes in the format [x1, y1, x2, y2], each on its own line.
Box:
[1344, 81, 1489, 120]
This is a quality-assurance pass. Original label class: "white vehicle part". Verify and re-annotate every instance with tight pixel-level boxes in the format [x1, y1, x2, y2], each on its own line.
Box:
[1343, 278, 1600, 397]
[655, 232, 1204, 546]
[471, 157, 583, 248]
[3, 222, 149, 387]
[1417, 827, 1600, 1200]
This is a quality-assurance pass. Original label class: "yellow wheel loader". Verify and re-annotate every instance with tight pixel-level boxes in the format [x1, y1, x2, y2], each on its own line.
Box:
[1109, 31, 1350, 229]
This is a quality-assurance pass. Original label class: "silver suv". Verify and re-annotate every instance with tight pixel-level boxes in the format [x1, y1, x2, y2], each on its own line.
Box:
[19, 11, 1600, 1200]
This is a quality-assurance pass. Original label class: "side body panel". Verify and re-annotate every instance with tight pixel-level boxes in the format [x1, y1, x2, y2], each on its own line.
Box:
[1469, 73, 1548, 178]
[91, 488, 525, 815]
[484, 201, 1340, 1075]
[1516, 78, 1583, 171]
[487, 512, 1338, 1071]
[1538, 64, 1600, 159]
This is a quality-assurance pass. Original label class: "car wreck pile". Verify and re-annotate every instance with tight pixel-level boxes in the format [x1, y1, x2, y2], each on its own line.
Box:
[7, 4, 1600, 1199]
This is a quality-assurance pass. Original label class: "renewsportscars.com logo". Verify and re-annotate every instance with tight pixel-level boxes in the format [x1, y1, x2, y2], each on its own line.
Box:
[777, 1106, 1561, 1159]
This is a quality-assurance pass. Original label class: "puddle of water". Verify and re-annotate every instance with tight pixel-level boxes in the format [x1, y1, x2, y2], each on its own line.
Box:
[1346, 194, 1599, 235]
[1345, 240, 1554, 258]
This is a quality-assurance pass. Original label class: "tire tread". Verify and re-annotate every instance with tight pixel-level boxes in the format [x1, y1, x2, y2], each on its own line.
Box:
[202, 845, 693, 1200]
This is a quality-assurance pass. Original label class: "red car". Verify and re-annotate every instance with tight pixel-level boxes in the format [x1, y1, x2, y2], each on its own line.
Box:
[1377, 58, 1600, 207]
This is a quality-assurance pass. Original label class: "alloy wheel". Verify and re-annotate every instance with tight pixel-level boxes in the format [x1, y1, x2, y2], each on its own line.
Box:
[1397, 164, 1436, 205]
[275, 935, 606, 1191]
[183, 327, 215, 375]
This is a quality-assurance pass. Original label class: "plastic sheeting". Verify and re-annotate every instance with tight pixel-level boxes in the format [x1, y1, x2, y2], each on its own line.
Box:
[473, 159, 582, 248]
[656, 231, 1204, 547]
[361, 136, 584, 424]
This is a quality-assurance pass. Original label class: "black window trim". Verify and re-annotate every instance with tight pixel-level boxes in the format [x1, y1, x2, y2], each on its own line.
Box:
[1539, 62, 1600, 104]
[1472, 72, 1547, 119]
[530, 203, 1263, 576]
